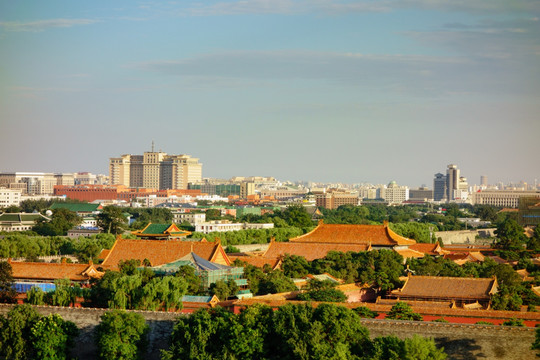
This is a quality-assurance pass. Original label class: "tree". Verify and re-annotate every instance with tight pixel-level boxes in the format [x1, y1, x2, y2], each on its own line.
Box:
[282, 254, 311, 278]
[495, 218, 526, 251]
[30, 314, 78, 360]
[95, 310, 149, 360]
[0, 304, 41, 360]
[33, 208, 81, 236]
[532, 326, 540, 355]
[175, 265, 202, 295]
[209, 279, 238, 301]
[278, 205, 315, 228]
[297, 279, 347, 302]
[26, 286, 45, 305]
[353, 306, 378, 319]
[386, 302, 423, 321]
[0, 261, 16, 303]
[97, 206, 127, 234]
[502, 318, 525, 327]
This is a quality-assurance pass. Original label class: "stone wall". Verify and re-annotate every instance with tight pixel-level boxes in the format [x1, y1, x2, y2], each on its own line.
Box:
[362, 318, 537, 360]
[435, 229, 496, 245]
[0, 304, 536, 360]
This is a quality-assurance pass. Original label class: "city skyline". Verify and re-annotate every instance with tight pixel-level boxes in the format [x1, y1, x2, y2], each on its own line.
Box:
[1, 1, 539, 187]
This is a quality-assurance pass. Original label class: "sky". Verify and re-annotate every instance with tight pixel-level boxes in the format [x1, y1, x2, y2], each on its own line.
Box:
[1, 0, 539, 188]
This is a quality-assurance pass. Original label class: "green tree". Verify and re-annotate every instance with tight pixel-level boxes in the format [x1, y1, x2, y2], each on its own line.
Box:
[386, 302, 423, 321]
[501, 317, 525, 327]
[95, 310, 149, 360]
[278, 205, 315, 228]
[97, 206, 127, 234]
[176, 265, 202, 295]
[532, 326, 540, 355]
[33, 208, 81, 236]
[297, 279, 347, 302]
[30, 314, 78, 360]
[26, 286, 45, 305]
[0, 304, 41, 360]
[209, 279, 239, 301]
[0, 261, 17, 303]
[403, 335, 447, 360]
[49, 279, 80, 307]
[353, 306, 378, 319]
[282, 254, 311, 278]
[495, 218, 526, 251]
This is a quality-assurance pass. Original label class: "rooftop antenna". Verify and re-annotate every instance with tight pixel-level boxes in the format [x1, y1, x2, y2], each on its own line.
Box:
[151, 140, 155, 152]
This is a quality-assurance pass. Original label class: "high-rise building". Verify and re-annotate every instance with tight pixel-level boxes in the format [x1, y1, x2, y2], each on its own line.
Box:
[446, 164, 459, 201]
[480, 175, 488, 187]
[433, 173, 446, 201]
[109, 149, 202, 190]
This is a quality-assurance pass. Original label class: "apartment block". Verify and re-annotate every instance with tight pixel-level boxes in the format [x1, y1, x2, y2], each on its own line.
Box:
[109, 150, 202, 190]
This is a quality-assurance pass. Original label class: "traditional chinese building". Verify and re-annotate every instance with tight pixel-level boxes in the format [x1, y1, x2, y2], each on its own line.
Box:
[9, 259, 104, 293]
[100, 237, 230, 270]
[389, 275, 498, 309]
[131, 223, 191, 240]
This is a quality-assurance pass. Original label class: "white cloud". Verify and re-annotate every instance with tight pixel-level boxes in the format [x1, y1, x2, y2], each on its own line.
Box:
[0, 19, 99, 32]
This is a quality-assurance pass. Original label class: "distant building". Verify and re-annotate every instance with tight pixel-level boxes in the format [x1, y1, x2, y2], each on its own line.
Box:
[0, 212, 51, 232]
[481, 175, 488, 187]
[109, 149, 202, 190]
[433, 173, 446, 201]
[409, 187, 433, 202]
[172, 211, 206, 225]
[0, 172, 74, 195]
[382, 181, 409, 204]
[518, 196, 540, 226]
[194, 220, 274, 234]
[315, 189, 359, 209]
[0, 188, 22, 207]
[471, 190, 540, 208]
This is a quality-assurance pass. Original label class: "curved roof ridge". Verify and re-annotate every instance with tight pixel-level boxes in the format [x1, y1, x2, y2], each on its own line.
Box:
[386, 225, 417, 245]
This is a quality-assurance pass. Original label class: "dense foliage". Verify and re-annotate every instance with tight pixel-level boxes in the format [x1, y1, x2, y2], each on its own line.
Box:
[126, 208, 173, 230]
[162, 303, 446, 360]
[33, 208, 81, 236]
[0, 261, 16, 303]
[191, 227, 306, 245]
[0, 305, 78, 360]
[95, 310, 149, 360]
[0, 233, 116, 262]
[87, 267, 187, 311]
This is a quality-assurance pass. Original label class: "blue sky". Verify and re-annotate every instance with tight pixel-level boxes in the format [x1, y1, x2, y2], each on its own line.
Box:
[1, 0, 539, 187]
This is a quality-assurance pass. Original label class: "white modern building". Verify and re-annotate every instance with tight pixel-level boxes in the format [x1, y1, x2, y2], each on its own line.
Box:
[195, 220, 274, 234]
[0, 188, 22, 207]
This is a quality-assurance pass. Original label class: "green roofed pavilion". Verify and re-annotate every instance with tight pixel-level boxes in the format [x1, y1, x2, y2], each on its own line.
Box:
[131, 223, 191, 239]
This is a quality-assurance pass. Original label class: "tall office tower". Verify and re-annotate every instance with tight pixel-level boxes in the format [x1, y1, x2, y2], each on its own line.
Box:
[481, 175, 488, 187]
[109, 149, 202, 190]
[433, 173, 446, 201]
[446, 164, 460, 201]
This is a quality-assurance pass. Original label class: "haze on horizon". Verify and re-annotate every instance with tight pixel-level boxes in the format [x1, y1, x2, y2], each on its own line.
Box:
[1, 1, 539, 188]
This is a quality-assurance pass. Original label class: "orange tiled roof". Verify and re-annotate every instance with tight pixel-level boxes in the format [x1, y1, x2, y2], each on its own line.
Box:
[98, 249, 111, 260]
[263, 240, 371, 261]
[444, 252, 485, 265]
[409, 242, 449, 256]
[393, 275, 497, 300]
[394, 248, 425, 259]
[101, 238, 229, 270]
[289, 221, 416, 246]
[10, 261, 103, 282]
[228, 255, 282, 270]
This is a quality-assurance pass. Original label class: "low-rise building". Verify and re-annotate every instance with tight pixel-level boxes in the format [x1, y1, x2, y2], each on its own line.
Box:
[194, 220, 274, 234]
[471, 190, 540, 208]
[0, 212, 50, 232]
[0, 188, 22, 207]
